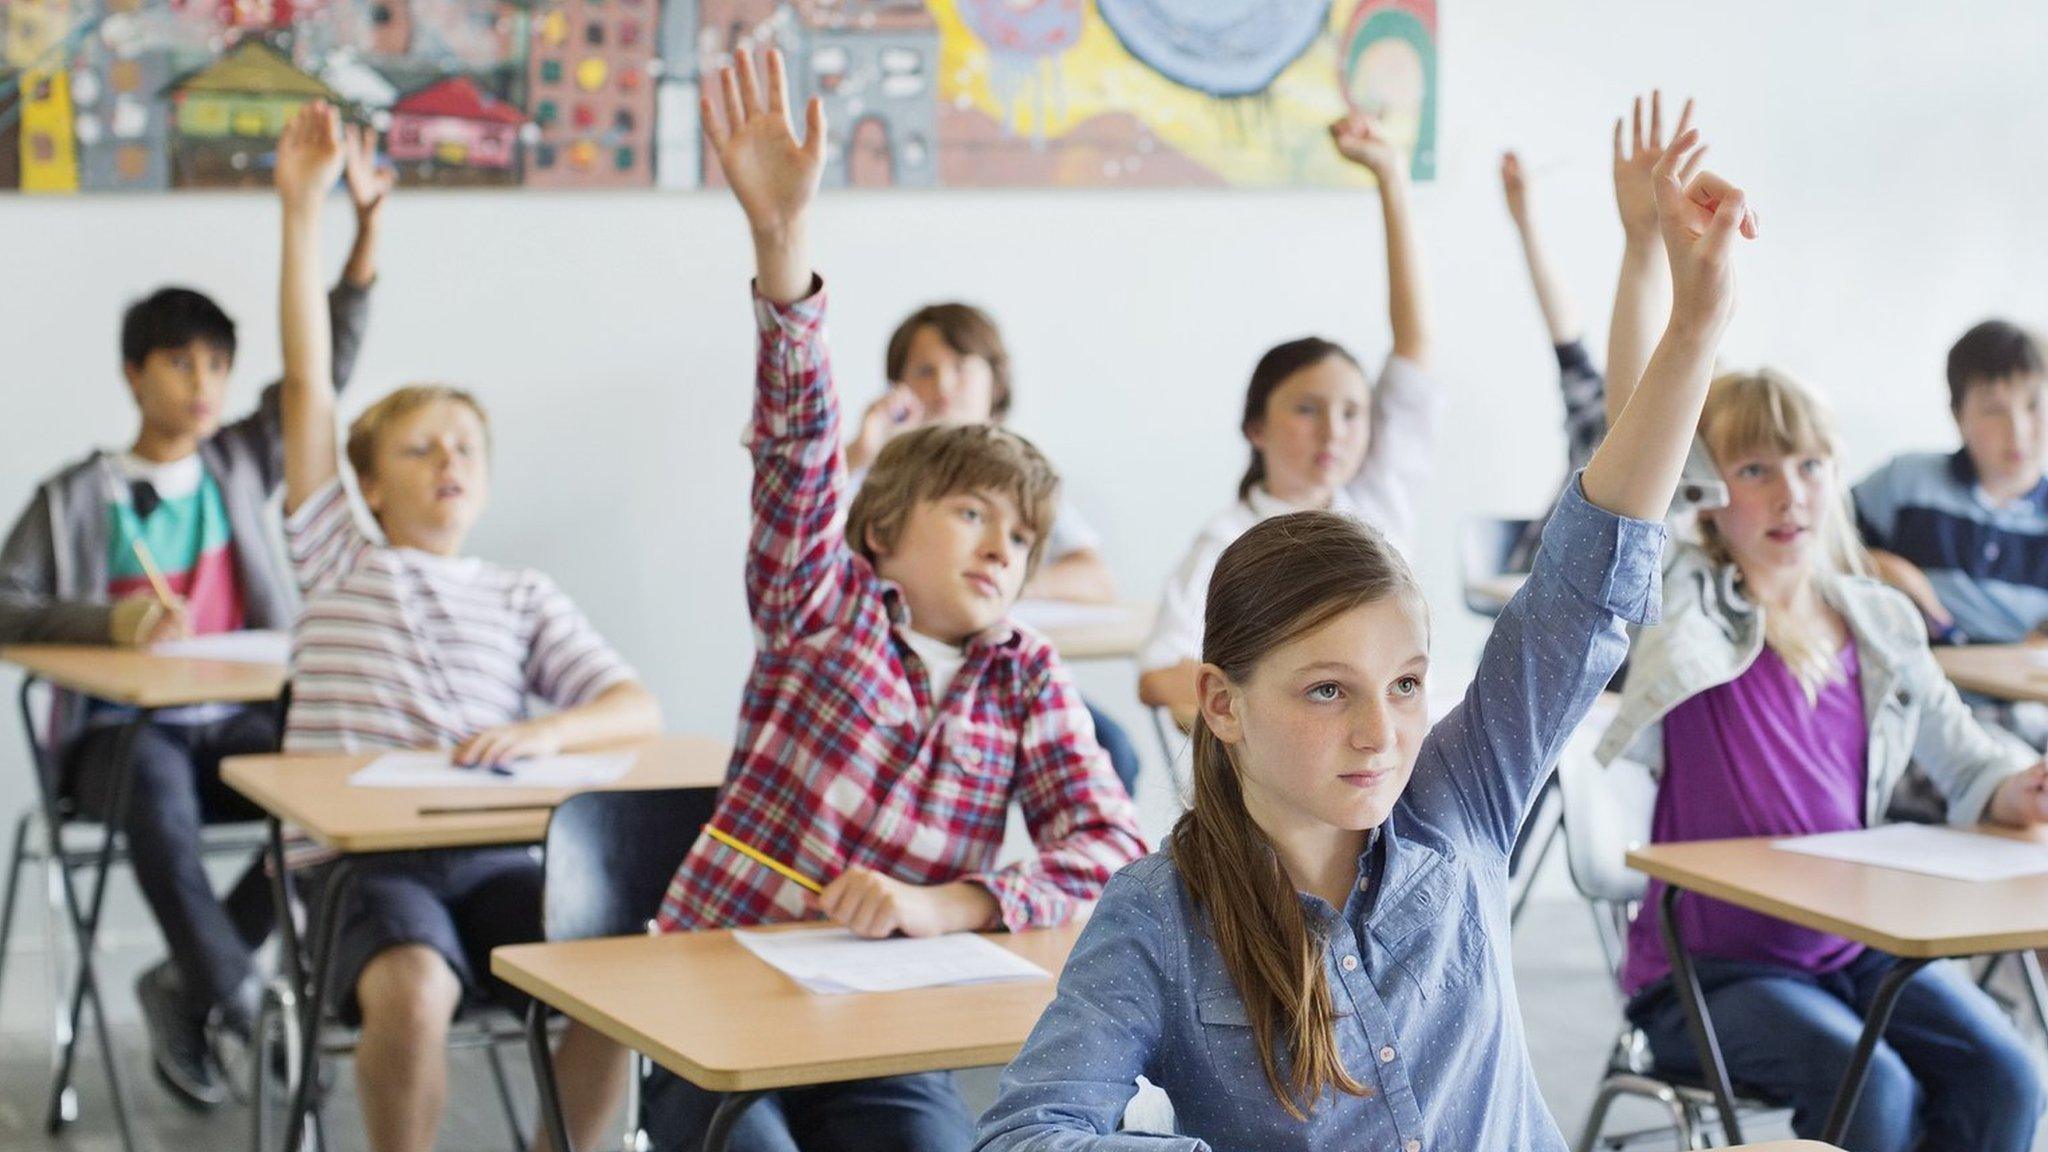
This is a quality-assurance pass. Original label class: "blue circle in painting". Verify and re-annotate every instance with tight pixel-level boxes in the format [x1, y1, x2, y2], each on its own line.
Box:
[1096, 0, 1332, 98]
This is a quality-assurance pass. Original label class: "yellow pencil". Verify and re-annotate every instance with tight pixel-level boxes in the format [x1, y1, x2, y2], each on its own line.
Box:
[130, 537, 177, 611]
[705, 825, 823, 894]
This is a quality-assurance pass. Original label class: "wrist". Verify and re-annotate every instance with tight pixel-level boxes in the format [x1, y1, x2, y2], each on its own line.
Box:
[940, 881, 1000, 932]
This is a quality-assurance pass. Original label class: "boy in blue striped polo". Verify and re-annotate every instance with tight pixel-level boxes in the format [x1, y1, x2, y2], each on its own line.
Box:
[1855, 320, 2048, 742]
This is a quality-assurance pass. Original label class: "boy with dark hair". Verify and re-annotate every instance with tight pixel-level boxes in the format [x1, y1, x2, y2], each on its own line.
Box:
[0, 127, 389, 1108]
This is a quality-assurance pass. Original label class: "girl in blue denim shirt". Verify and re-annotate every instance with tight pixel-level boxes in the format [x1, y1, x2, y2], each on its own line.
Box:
[975, 128, 1758, 1152]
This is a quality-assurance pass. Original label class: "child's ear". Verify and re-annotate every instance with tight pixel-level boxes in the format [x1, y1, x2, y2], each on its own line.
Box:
[1242, 418, 1268, 453]
[121, 361, 145, 396]
[1196, 664, 1244, 744]
[863, 523, 888, 560]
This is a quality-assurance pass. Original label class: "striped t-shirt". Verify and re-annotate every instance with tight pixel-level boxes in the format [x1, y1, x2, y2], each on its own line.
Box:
[1853, 450, 2048, 644]
[282, 479, 636, 753]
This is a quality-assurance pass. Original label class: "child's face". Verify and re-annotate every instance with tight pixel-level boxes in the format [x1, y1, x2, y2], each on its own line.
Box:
[896, 325, 998, 426]
[124, 339, 233, 447]
[1201, 596, 1430, 842]
[1955, 375, 2048, 496]
[359, 400, 491, 552]
[1701, 446, 1836, 580]
[1247, 358, 1370, 502]
[871, 487, 1036, 645]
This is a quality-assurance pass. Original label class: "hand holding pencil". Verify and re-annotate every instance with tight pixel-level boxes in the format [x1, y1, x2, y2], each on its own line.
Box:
[108, 591, 190, 648]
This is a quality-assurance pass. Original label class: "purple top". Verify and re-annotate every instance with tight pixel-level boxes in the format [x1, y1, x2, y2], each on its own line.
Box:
[1620, 641, 1870, 996]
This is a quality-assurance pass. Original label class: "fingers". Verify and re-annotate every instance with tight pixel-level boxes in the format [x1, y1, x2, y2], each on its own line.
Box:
[1648, 89, 1662, 150]
[1611, 117, 1624, 165]
[802, 96, 826, 160]
[1699, 187, 1750, 256]
[1672, 97, 1696, 143]
[452, 734, 483, 765]
[1630, 95, 1644, 155]
[765, 46, 789, 119]
[1676, 143, 1707, 186]
[718, 61, 745, 137]
[699, 91, 728, 151]
[734, 47, 763, 118]
[1650, 127, 1702, 188]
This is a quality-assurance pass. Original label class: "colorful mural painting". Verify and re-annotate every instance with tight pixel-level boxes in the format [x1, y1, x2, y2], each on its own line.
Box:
[0, 0, 1437, 192]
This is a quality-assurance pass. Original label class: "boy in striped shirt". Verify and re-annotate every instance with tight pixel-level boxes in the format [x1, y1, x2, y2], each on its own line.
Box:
[273, 103, 661, 1152]
[554, 50, 1147, 1151]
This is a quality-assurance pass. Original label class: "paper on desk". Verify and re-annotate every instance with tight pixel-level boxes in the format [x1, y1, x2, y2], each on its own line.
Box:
[1010, 600, 1130, 631]
[1773, 823, 2048, 882]
[732, 927, 1048, 995]
[347, 751, 635, 789]
[151, 630, 292, 666]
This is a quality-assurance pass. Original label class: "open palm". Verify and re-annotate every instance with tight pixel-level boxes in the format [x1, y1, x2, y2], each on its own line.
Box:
[275, 101, 344, 204]
[1613, 91, 1693, 238]
[342, 123, 395, 218]
[703, 48, 825, 240]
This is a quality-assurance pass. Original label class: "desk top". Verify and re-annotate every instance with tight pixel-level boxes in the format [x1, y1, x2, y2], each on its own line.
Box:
[1627, 829, 2048, 958]
[1, 644, 285, 709]
[1933, 643, 2048, 705]
[493, 922, 1081, 1093]
[1012, 601, 1154, 662]
[222, 735, 730, 854]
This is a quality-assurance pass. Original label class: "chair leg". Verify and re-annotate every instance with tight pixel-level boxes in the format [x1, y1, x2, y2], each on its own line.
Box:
[2019, 950, 2048, 1045]
[485, 1035, 532, 1152]
[1575, 1079, 1626, 1152]
[0, 808, 36, 1008]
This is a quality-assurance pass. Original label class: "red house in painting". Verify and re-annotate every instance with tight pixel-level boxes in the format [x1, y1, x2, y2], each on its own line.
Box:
[387, 76, 524, 178]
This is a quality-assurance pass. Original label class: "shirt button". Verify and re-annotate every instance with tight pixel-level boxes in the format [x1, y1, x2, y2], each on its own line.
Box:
[1340, 954, 1359, 972]
[1356, 876, 1369, 892]
[1379, 1045, 1396, 1063]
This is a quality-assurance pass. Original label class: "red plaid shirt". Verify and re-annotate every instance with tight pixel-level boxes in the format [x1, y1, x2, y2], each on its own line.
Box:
[654, 282, 1147, 934]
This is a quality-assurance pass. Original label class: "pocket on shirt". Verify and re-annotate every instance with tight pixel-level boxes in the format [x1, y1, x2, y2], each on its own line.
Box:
[1194, 993, 1281, 1101]
[1372, 853, 1491, 999]
[944, 719, 1020, 782]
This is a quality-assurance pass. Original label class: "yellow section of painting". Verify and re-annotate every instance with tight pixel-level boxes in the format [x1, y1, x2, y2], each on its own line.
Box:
[929, 1, 1387, 186]
[21, 68, 81, 192]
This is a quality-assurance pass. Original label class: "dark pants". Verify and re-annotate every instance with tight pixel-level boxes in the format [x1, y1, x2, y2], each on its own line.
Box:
[1082, 700, 1139, 797]
[1631, 950, 2042, 1152]
[641, 1064, 971, 1152]
[62, 706, 279, 1017]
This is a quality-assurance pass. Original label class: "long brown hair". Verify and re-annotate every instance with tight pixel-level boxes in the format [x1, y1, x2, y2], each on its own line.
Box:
[1170, 509, 1420, 1120]
[1697, 368, 1871, 702]
[1238, 337, 1363, 500]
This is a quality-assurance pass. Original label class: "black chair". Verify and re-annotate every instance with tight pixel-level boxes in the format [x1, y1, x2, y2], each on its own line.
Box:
[528, 787, 719, 1152]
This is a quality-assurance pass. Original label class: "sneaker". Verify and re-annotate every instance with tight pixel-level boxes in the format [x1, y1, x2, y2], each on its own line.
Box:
[135, 961, 227, 1110]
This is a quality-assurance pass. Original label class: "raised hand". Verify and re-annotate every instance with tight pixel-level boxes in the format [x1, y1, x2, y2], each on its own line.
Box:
[847, 385, 925, 471]
[1329, 110, 1406, 180]
[1652, 129, 1759, 340]
[1612, 91, 1693, 240]
[1500, 151, 1530, 226]
[275, 100, 345, 208]
[703, 49, 825, 243]
[341, 123, 394, 222]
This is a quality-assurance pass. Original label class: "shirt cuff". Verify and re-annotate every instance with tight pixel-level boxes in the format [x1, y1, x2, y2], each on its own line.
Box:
[751, 274, 827, 337]
[1539, 472, 1666, 627]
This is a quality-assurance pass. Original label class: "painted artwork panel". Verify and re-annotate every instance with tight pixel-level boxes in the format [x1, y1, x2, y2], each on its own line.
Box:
[0, 0, 1436, 191]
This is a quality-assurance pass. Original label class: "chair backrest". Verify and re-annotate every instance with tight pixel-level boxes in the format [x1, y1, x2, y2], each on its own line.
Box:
[1458, 516, 1534, 616]
[541, 787, 719, 942]
[1554, 698, 1658, 908]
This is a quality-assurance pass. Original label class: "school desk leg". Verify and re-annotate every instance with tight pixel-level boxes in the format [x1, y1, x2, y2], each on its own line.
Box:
[1821, 956, 1930, 1145]
[284, 855, 357, 1152]
[2018, 950, 2048, 1044]
[34, 694, 142, 1152]
[526, 1000, 574, 1152]
[1657, 883, 1744, 1145]
[703, 1090, 767, 1152]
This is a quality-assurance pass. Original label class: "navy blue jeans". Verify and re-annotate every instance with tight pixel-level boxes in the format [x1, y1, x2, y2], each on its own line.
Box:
[1630, 950, 2042, 1152]
[1082, 699, 1139, 796]
[641, 1065, 970, 1152]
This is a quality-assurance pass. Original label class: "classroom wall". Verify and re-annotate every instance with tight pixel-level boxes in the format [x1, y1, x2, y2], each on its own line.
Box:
[3, 0, 2047, 937]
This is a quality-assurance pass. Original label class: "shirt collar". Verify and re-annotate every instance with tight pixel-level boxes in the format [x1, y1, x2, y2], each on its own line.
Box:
[877, 580, 1022, 654]
[1948, 447, 2048, 512]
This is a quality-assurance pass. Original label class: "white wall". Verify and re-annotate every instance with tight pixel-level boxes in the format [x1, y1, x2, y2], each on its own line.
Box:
[4, 0, 2048, 845]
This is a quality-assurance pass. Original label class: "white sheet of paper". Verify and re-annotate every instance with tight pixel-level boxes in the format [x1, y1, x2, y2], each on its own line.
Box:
[150, 630, 291, 666]
[1009, 600, 1130, 631]
[732, 927, 1049, 995]
[347, 751, 636, 790]
[1773, 823, 2048, 882]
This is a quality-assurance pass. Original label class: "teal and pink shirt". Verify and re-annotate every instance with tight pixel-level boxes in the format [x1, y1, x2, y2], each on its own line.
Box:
[104, 452, 245, 636]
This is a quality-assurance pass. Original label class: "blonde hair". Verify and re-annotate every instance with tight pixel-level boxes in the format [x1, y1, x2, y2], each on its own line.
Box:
[845, 423, 1060, 576]
[1697, 369, 1870, 701]
[345, 385, 492, 480]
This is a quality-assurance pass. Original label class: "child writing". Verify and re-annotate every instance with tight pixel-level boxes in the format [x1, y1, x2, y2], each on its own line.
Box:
[272, 102, 660, 1152]
[1137, 112, 1437, 727]
[846, 302, 1143, 792]
[975, 125, 1754, 1150]
[1596, 103, 2045, 1152]
[0, 125, 386, 1106]
[546, 49, 1146, 1151]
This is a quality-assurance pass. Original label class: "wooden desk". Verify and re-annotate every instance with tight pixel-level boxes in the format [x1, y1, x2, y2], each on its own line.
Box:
[2, 642, 285, 708]
[1628, 830, 2048, 1145]
[1011, 600, 1154, 662]
[494, 923, 1081, 1150]
[222, 734, 732, 853]
[1934, 643, 2048, 704]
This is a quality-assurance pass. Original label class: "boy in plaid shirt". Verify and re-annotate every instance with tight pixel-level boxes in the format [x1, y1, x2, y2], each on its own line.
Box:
[559, 48, 1146, 1151]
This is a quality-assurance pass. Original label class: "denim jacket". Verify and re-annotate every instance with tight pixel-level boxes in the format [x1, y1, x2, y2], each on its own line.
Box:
[1595, 539, 2031, 827]
[974, 478, 1663, 1152]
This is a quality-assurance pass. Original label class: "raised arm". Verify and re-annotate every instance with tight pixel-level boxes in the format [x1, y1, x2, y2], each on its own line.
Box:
[1331, 112, 1430, 367]
[276, 102, 347, 515]
[1581, 129, 1758, 520]
[1604, 93, 1691, 426]
[705, 48, 824, 305]
[340, 123, 392, 290]
[1501, 151, 1581, 345]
